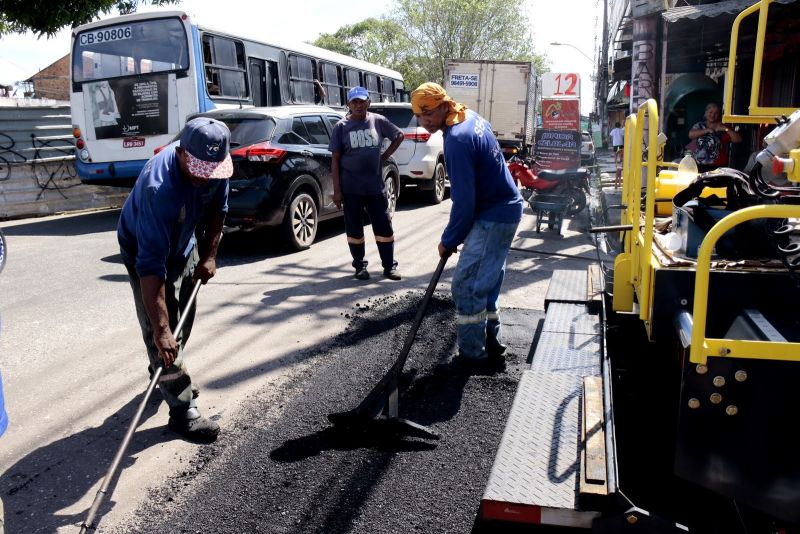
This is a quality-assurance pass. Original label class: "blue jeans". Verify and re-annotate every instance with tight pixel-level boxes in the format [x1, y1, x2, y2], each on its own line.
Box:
[452, 219, 519, 358]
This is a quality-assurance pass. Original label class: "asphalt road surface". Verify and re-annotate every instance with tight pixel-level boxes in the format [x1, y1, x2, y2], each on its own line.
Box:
[0, 190, 599, 533]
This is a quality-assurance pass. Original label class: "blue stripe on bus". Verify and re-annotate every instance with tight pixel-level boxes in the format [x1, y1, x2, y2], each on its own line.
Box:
[191, 24, 216, 113]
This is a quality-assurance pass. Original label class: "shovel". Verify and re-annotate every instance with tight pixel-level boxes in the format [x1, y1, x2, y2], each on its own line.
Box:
[327, 254, 449, 440]
[80, 278, 203, 533]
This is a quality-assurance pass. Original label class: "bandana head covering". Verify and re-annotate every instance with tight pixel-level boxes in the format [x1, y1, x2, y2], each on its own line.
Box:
[410, 82, 468, 126]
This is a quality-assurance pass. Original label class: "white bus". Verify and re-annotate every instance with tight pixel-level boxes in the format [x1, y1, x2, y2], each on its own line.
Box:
[70, 11, 406, 185]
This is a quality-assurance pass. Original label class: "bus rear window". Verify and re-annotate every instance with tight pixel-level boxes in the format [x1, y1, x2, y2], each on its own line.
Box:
[223, 117, 277, 147]
[73, 17, 189, 83]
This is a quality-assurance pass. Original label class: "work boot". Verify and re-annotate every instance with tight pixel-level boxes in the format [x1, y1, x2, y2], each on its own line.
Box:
[486, 337, 507, 357]
[453, 351, 505, 375]
[355, 267, 370, 280]
[168, 407, 219, 442]
[383, 268, 402, 280]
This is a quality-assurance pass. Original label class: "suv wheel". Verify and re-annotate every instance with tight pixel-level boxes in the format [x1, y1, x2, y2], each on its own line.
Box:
[384, 172, 398, 216]
[426, 161, 446, 204]
[283, 191, 318, 250]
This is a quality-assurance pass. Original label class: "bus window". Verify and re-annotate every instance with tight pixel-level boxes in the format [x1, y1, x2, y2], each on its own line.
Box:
[249, 58, 266, 106]
[365, 73, 381, 102]
[382, 79, 395, 102]
[288, 54, 316, 104]
[72, 17, 189, 83]
[343, 68, 361, 94]
[202, 34, 248, 99]
[320, 62, 342, 106]
[394, 80, 407, 102]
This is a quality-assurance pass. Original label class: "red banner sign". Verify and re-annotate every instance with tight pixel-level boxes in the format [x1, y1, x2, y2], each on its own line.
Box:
[541, 98, 580, 131]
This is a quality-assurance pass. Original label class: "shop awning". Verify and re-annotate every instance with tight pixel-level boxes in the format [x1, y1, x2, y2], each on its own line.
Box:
[662, 0, 797, 23]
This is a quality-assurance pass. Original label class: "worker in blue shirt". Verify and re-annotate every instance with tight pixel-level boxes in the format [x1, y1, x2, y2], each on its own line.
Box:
[412, 83, 523, 371]
[117, 117, 232, 442]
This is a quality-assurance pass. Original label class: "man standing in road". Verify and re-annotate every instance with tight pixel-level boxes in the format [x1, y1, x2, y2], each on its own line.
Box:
[330, 86, 404, 281]
[118, 117, 232, 442]
[411, 83, 523, 371]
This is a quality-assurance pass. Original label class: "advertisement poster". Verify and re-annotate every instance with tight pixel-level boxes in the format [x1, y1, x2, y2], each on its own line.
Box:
[89, 74, 169, 139]
[542, 98, 580, 131]
[534, 129, 581, 170]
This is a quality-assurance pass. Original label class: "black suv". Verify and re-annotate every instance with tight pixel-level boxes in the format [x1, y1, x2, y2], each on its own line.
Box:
[189, 106, 400, 250]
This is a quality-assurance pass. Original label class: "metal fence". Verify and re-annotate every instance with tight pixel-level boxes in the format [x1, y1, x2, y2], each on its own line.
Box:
[0, 105, 129, 220]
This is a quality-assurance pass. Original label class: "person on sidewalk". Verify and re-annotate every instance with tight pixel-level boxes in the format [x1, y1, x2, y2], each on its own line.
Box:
[609, 122, 625, 188]
[411, 82, 523, 371]
[329, 86, 405, 281]
[688, 102, 742, 172]
[117, 117, 232, 442]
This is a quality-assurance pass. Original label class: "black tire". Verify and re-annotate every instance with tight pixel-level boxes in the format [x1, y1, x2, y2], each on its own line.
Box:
[384, 171, 398, 216]
[425, 161, 446, 204]
[282, 191, 318, 250]
[565, 187, 587, 216]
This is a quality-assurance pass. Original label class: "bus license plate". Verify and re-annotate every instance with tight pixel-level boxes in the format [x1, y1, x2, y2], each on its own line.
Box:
[123, 137, 145, 148]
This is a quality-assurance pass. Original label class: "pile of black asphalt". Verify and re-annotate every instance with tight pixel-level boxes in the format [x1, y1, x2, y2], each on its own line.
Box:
[115, 292, 543, 534]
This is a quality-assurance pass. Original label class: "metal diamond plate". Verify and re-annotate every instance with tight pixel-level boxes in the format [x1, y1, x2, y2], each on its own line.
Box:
[542, 302, 600, 336]
[545, 270, 587, 309]
[483, 370, 582, 508]
[531, 331, 601, 377]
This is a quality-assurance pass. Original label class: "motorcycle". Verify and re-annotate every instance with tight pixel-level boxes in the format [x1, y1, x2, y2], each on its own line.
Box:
[507, 155, 590, 216]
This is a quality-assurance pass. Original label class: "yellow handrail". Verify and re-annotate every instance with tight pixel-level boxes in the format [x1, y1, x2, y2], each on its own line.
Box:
[611, 99, 661, 330]
[689, 204, 800, 364]
[723, 0, 798, 124]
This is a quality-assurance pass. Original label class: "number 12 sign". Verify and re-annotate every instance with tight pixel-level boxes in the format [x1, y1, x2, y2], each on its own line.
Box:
[541, 72, 581, 99]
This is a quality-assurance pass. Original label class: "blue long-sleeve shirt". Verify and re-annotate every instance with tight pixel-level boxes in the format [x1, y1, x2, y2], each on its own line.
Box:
[441, 110, 523, 249]
[117, 143, 228, 279]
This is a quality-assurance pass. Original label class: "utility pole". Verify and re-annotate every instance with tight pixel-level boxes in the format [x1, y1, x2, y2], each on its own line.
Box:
[599, 0, 609, 148]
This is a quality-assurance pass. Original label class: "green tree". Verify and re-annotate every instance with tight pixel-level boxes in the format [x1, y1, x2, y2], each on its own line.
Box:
[392, 0, 541, 88]
[312, 0, 544, 93]
[313, 18, 410, 69]
[0, 0, 178, 37]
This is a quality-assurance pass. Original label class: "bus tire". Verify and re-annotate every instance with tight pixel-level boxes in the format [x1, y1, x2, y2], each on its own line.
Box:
[282, 191, 318, 250]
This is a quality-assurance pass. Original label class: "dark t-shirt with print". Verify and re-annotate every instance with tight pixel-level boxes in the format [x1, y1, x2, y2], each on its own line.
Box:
[329, 112, 402, 195]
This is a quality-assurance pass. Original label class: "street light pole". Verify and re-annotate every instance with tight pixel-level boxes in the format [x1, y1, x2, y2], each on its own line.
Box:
[550, 42, 594, 63]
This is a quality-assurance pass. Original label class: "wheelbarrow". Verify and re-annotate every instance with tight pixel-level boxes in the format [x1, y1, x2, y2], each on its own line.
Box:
[529, 193, 570, 235]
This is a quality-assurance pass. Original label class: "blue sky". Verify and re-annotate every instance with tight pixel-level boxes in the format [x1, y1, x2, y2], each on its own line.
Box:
[0, 0, 600, 112]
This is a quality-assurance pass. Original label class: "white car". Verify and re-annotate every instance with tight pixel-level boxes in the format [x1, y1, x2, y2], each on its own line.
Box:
[369, 102, 448, 204]
[581, 130, 596, 168]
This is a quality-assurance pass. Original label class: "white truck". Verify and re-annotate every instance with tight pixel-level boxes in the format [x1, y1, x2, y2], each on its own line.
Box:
[444, 59, 536, 155]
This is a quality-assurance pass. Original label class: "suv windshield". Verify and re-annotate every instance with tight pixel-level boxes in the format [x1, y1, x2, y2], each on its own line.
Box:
[372, 107, 416, 128]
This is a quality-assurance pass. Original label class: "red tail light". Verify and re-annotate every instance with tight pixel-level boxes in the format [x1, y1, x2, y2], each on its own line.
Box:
[154, 144, 166, 155]
[405, 132, 431, 143]
[231, 142, 287, 163]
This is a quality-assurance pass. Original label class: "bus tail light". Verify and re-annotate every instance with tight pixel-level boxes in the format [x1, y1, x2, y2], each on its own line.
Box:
[76, 139, 85, 149]
[72, 127, 81, 138]
[232, 142, 287, 163]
